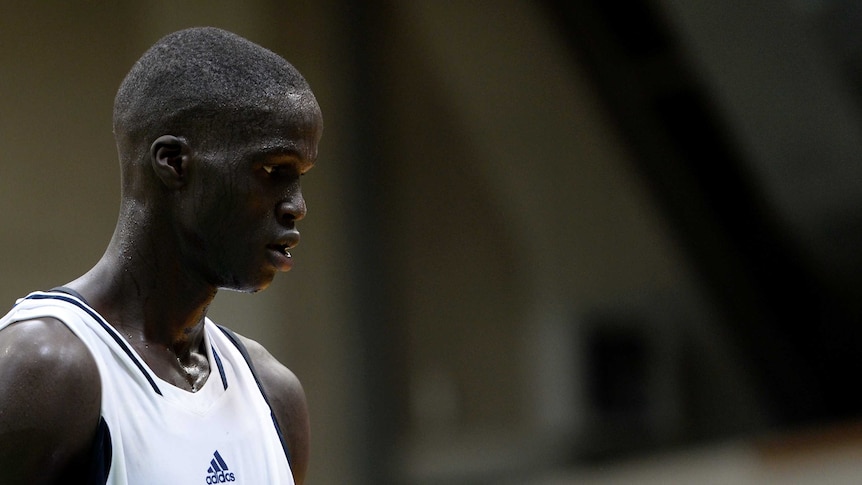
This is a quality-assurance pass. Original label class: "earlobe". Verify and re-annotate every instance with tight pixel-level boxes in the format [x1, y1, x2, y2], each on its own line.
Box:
[150, 135, 189, 188]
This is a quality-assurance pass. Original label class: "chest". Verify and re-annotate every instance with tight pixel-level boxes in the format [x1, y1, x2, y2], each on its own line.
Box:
[94, 336, 293, 484]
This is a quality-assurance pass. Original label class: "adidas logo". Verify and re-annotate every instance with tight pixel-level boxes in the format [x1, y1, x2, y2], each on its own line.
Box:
[205, 450, 237, 483]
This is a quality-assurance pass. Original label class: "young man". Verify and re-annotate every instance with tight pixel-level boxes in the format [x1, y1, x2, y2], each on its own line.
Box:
[0, 27, 321, 484]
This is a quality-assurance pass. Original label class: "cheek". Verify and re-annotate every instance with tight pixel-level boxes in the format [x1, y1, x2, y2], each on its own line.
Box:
[196, 190, 270, 252]
[190, 169, 246, 219]
[179, 180, 240, 249]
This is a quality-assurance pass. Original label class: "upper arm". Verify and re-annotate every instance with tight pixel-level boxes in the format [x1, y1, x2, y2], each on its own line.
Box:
[0, 318, 102, 484]
[237, 334, 310, 485]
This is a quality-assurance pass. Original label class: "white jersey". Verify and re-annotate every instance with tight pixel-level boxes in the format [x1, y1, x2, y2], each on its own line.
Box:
[0, 290, 295, 485]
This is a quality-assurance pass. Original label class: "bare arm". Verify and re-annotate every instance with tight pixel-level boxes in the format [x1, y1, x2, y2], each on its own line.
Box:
[236, 334, 310, 485]
[0, 318, 102, 484]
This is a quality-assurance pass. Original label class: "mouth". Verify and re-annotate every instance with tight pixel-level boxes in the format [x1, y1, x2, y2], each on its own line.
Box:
[266, 243, 294, 271]
[266, 231, 300, 271]
[267, 243, 292, 258]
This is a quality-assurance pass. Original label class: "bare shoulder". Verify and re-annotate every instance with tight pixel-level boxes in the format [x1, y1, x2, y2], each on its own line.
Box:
[233, 332, 310, 485]
[0, 317, 102, 483]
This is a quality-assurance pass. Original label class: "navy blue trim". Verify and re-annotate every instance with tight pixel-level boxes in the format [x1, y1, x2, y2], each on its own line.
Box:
[50, 286, 87, 303]
[25, 293, 163, 396]
[216, 325, 292, 468]
[211, 346, 228, 390]
[85, 417, 112, 484]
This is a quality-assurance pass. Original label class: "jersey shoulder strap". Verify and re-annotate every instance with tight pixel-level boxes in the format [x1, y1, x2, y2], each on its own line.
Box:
[214, 324, 292, 467]
[49, 286, 87, 302]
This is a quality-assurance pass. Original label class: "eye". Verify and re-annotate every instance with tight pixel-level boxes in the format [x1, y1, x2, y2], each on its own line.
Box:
[259, 159, 312, 178]
[262, 164, 291, 176]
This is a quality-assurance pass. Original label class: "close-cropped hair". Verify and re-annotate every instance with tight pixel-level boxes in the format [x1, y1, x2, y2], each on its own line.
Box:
[113, 27, 310, 162]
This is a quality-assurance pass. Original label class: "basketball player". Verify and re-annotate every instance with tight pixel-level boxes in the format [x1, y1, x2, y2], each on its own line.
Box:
[0, 27, 320, 484]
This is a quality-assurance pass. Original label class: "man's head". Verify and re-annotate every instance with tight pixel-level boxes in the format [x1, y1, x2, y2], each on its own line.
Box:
[112, 27, 322, 292]
[113, 27, 317, 190]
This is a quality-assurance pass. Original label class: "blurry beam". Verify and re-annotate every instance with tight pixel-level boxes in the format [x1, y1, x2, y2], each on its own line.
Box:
[539, 0, 846, 424]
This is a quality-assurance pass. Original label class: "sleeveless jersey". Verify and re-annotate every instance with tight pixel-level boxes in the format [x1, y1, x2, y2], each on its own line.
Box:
[0, 290, 295, 485]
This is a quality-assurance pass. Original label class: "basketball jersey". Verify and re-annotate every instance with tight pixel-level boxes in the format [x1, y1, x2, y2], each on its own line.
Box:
[0, 290, 295, 485]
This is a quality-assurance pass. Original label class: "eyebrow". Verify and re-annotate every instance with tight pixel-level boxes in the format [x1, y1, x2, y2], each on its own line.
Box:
[256, 145, 301, 157]
[254, 147, 317, 171]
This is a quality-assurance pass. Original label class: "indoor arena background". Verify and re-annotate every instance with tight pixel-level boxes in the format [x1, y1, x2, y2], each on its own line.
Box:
[3, 1, 862, 483]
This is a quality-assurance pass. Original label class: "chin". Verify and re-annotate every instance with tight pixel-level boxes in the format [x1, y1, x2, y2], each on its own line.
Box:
[217, 271, 276, 294]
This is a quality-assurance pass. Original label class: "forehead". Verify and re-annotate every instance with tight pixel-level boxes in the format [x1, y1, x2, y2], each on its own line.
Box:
[228, 91, 323, 161]
[250, 90, 321, 132]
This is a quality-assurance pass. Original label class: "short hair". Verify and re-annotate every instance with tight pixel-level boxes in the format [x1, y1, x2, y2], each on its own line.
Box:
[113, 27, 311, 163]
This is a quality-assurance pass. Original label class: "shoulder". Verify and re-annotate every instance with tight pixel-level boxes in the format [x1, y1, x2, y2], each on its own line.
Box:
[0, 317, 102, 482]
[233, 332, 309, 485]
[0, 316, 102, 406]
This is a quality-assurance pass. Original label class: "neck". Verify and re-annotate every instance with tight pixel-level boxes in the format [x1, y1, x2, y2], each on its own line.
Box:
[66, 216, 216, 358]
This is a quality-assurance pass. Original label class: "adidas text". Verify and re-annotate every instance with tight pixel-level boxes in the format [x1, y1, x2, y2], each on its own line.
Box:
[206, 471, 236, 483]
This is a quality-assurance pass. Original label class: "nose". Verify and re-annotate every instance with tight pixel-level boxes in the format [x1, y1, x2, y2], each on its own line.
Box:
[277, 189, 306, 225]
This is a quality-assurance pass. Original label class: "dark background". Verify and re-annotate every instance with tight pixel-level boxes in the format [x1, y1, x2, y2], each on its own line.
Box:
[2, 1, 862, 483]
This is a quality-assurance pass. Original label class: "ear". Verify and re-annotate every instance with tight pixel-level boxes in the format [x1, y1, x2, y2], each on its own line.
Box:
[150, 135, 190, 189]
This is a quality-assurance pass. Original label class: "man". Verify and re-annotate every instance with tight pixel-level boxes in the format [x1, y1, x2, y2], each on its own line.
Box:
[0, 27, 321, 484]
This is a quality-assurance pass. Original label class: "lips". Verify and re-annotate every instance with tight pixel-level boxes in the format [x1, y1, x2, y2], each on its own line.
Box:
[266, 230, 300, 271]
[267, 243, 293, 256]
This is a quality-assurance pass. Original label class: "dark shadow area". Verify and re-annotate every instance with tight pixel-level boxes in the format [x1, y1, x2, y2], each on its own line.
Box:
[541, 0, 862, 459]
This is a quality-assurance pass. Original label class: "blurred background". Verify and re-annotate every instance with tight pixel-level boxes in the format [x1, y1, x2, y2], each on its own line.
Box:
[3, 0, 862, 483]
